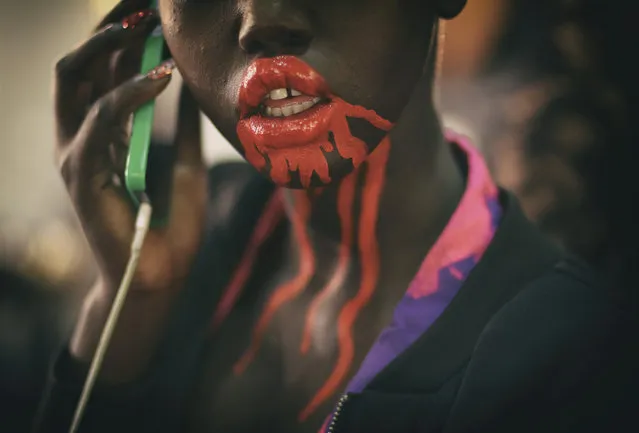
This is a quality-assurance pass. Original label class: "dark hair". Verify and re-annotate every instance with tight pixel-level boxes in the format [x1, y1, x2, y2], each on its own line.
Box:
[482, 0, 638, 290]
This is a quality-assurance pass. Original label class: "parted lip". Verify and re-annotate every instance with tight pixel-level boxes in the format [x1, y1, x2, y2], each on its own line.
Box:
[238, 56, 331, 118]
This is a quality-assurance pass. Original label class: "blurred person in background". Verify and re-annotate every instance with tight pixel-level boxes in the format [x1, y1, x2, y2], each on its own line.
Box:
[442, 0, 637, 276]
[33, 0, 635, 432]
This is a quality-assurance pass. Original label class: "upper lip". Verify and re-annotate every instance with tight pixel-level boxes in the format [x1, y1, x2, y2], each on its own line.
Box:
[238, 56, 331, 118]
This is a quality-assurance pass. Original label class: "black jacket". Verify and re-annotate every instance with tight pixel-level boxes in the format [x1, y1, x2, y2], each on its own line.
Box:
[34, 165, 637, 433]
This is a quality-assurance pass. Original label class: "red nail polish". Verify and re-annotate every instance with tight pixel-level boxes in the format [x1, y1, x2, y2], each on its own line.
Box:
[121, 9, 155, 29]
[146, 59, 175, 80]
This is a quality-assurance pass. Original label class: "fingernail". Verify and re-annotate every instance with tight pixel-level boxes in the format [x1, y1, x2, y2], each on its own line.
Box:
[146, 59, 175, 80]
[121, 9, 156, 29]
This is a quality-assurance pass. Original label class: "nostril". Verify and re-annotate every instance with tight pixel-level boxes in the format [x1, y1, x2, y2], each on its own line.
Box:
[242, 37, 265, 56]
[287, 31, 312, 53]
[240, 26, 313, 56]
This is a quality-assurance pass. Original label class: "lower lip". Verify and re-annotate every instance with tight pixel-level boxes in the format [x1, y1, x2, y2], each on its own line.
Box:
[238, 101, 334, 149]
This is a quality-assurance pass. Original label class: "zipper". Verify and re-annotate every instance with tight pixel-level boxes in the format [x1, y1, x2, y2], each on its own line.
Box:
[326, 394, 349, 433]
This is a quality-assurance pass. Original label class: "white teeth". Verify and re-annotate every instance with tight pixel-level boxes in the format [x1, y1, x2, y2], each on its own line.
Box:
[300, 100, 314, 111]
[281, 105, 293, 116]
[269, 88, 288, 100]
[266, 88, 304, 100]
[263, 97, 323, 118]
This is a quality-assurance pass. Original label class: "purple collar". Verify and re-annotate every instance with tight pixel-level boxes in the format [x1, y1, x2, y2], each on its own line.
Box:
[344, 129, 502, 395]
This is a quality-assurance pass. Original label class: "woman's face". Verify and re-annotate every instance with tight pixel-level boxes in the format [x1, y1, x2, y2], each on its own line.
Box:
[160, 0, 436, 187]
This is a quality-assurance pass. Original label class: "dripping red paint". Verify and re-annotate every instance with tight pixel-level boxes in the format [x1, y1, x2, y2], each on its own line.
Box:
[299, 137, 391, 421]
[233, 192, 315, 375]
[237, 56, 392, 187]
[300, 173, 356, 354]
[210, 192, 285, 331]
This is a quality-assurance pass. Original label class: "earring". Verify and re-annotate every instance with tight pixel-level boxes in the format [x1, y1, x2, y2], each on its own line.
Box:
[433, 19, 447, 107]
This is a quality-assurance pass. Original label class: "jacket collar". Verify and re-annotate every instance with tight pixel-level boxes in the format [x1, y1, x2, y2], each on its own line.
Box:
[365, 190, 562, 393]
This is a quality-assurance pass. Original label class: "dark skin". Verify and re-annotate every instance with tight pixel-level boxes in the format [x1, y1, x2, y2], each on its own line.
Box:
[54, 0, 466, 430]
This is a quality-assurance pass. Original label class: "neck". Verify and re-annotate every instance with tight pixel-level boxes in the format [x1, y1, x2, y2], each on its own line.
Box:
[284, 76, 464, 257]
[230, 80, 466, 413]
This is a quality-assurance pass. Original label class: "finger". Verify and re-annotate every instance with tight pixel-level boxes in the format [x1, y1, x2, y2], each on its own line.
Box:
[54, 11, 158, 144]
[90, 9, 159, 105]
[109, 129, 130, 180]
[73, 61, 175, 189]
[112, 42, 146, 88]
[175, 84, 204, 167]
[79, 185, 139, 284]
[59, 63, 175, 274]
[90, 1, 153, 106]
[56, 10, 157, 87]
[94, 0, 152, 31]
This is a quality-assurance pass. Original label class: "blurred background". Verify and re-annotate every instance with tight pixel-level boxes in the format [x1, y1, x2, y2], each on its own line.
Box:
[0, 0, 636, 431]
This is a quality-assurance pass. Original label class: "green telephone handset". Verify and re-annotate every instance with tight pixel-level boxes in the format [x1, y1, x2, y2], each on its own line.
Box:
[124, 0, 172, 226]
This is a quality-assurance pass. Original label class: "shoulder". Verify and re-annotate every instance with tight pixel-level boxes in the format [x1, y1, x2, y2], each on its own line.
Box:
[473, 255, 629, 384]
[446, 256, 635, 432]
[481, 256, 627, 356]
[464, 190, 626, 382]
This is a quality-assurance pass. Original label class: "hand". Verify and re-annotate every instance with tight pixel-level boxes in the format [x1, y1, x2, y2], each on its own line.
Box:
[54, 1, 207, 293]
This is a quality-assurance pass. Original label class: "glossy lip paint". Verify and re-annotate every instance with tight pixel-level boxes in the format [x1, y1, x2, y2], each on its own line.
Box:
[238, 56, 334, 149]
[236, 55, 393, 187]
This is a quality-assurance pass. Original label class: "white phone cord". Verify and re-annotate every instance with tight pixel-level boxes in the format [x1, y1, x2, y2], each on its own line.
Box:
[69, 201, 153, 433]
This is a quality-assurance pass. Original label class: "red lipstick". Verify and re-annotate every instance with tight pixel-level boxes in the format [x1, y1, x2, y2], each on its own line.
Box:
[236, 56, 393, 187]
[238, 56, 330, 116]
[238, 56, 335, 149]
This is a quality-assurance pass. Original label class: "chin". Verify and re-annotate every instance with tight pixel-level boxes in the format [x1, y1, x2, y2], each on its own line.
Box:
[266, 153, 359, 189]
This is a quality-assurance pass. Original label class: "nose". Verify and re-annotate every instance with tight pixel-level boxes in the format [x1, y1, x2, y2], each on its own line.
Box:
[238, 0, 313, 56]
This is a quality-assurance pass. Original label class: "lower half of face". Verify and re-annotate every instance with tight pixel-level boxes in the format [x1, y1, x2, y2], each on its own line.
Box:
[162, 0, 433, 188]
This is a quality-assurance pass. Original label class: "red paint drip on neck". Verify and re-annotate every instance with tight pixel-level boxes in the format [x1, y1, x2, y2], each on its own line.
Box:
[318, 415, 330, 433]
[233, 191, 314, 375]
[300, 172, 356, 354]
[299, 137, 391, 421]
[210, 192, 285, 331]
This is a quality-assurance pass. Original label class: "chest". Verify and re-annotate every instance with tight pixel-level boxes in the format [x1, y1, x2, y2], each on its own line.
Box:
[184, 258, 420, 433]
